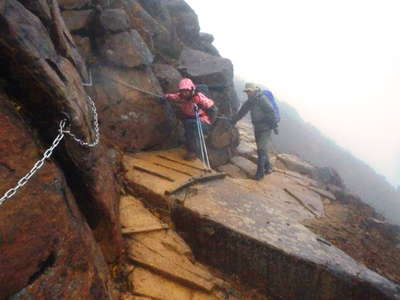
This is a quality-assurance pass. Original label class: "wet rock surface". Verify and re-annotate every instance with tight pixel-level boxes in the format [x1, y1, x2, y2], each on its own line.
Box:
[2, 0, 399, 298]
[172, 177, 400, 299]
[122, 144, 400, 299]
[0, 92, 112, 299]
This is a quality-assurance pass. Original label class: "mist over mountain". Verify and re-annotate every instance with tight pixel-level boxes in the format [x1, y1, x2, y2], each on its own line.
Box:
[235, 77, 400, 224]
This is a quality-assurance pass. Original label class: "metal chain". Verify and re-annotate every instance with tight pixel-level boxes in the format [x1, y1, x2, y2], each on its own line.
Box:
[0, 120, 67, 205]
[0, 96, 100, 205]
[63, 96, 100, 147]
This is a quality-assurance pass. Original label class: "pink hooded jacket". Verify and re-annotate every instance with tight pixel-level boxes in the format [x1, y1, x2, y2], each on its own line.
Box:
[165, 79, 215, 124]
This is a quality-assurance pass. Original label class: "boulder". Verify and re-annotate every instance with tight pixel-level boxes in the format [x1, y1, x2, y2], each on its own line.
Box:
[99, 30, 153, 68]
[208, 147, 232, 168]
[208, 86, 238, 116]
[122, 0, 182, 60]
[197, 32, 220, 56]
[98, 8, 131, 33]
[313, 166, 345, 188]
[198, 42, 220, 57]
[137, 0, 173, 29]
[208, 118, 235, 149]
[179, 47, 234, 87]
[48, 0, 89, 81]
[92, 64, 179, 151]
[62, 9, 93, 32]
[276, 153, 316, 177]
[0, 91, 112, 299]
[152, 63, 182, 93]
[199, 32, 214, 44]
[165, 0, 200, 47]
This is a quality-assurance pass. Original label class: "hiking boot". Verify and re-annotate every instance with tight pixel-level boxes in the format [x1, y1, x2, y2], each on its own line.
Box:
[254, 171, 265, 181]
[254, 153, 267, 181]
[265, 167, 273, 175]
[183, 151, 196, 161]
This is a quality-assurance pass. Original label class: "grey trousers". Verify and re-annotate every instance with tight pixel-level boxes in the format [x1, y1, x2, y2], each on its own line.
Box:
[254, 129, 272, 169]
[183, 119, 210, 155]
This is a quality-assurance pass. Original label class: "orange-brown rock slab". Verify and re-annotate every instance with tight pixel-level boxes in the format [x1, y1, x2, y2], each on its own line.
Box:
[126, 230, 215, 292]
[120, 196, 168, 234]
[129, 267, 193, 300]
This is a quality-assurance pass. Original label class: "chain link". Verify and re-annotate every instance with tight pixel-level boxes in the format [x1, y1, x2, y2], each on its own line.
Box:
[63, 96, 100, 147]
[0, 120, 67, 206]
[0, 96, 100, 205]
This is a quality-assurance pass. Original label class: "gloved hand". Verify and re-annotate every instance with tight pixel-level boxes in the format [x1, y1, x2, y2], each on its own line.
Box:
[158, 96, 168, 104]
[229, 118, 237, 126]
[273, 127, 279, 135]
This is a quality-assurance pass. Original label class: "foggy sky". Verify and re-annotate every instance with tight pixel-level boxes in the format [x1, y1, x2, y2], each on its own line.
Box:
[186, 0, 400, 187]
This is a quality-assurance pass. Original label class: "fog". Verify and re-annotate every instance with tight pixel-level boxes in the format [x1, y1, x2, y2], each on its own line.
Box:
[186, 0, 400, 187]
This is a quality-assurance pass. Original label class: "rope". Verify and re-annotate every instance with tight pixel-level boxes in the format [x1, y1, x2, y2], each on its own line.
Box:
[102, 75, 164, 99]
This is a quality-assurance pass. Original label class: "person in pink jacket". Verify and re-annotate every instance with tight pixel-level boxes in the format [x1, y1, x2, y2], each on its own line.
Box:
[165, 78, 217, 160]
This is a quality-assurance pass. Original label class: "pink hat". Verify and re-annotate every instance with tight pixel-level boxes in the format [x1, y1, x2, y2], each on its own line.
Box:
[178, 78, 195, 90]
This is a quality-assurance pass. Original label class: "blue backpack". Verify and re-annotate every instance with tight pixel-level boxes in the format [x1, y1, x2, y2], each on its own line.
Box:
[262, 89, 280, 123]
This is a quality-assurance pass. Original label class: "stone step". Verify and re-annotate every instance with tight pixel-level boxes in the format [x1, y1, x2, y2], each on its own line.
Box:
[120, 196, 168, 234]
[126, 230, 215, 292]
[123, 148, 223, 199]
[128, 267, 223, 300]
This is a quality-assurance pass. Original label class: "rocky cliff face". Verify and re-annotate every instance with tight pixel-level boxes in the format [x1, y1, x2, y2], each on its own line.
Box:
[0, 0, 238, 298]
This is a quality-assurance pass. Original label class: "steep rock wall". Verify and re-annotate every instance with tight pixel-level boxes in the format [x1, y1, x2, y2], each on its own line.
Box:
[0, 0, 239, 298]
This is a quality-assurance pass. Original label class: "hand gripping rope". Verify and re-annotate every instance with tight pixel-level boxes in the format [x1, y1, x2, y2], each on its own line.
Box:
[0, 95, 100, 206]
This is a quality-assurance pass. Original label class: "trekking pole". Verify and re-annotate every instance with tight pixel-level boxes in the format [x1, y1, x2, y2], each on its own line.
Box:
[200, 121, 211, 170]
[194, 105, 205, 165]
[198, 112, 211, 170]
[194, 104, 211, 171]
